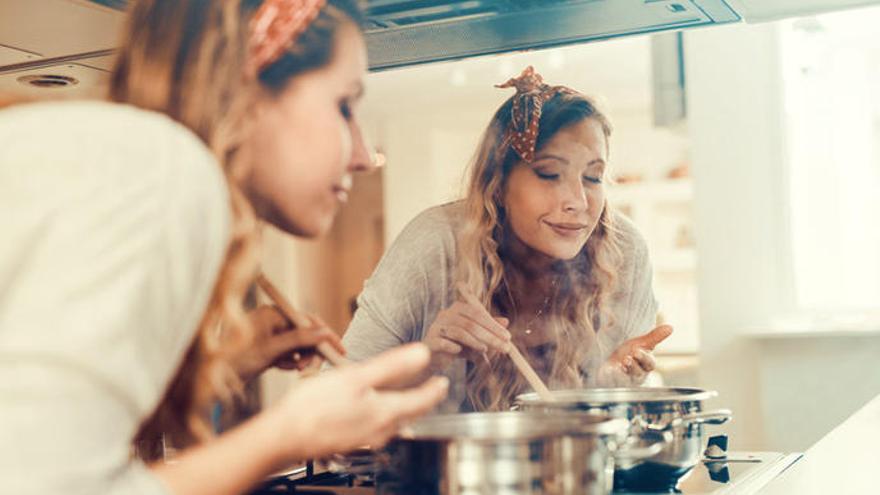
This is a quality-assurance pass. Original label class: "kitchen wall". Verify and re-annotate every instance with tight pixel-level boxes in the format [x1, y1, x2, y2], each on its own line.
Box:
[685, 19, 880, 452]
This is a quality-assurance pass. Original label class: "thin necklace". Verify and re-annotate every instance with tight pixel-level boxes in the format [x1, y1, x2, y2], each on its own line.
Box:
[505, 275, 559, 335]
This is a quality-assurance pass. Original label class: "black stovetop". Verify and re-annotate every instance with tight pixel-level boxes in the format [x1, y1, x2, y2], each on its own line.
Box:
[250, 451, 802, 495]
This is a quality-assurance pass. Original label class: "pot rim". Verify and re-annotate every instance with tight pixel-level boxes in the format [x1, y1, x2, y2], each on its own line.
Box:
[515, 387, 718, 406]
[396, 411, 629, 441]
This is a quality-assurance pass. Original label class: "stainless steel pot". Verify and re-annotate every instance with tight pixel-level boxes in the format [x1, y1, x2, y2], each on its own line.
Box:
[375, 411, 660, 495]
[514, 388, 732, 480]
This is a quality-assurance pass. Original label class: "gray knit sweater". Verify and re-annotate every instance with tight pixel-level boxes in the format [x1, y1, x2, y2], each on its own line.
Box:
[342, 201, 658, 412]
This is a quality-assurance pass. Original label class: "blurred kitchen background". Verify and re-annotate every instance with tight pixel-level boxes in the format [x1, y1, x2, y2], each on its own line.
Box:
[3, 0, 880, 455]
[268, 5, 880, 454]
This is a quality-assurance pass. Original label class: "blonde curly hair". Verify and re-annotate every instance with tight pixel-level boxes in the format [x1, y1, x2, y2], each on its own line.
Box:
[457, 89, 623, 411]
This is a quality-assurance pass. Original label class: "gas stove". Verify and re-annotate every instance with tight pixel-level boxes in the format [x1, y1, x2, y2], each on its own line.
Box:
[251, 444, 802, 494]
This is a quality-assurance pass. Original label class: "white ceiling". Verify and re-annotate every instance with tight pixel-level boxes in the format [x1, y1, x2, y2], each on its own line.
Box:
[0, 0, 122, 58]
[0, 0, 121, 97]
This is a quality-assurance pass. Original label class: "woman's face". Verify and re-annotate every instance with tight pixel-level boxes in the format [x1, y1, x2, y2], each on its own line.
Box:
[245, 22, 373, 237]
[503, 117, 608, 261]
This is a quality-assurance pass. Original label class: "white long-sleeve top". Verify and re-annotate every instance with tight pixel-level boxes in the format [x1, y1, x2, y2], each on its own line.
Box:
[0, 101, 230, 494]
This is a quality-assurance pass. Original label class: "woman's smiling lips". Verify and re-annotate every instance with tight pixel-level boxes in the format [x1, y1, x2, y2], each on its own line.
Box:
[544, 220, 588, 238]
[332, 185, 350, 203]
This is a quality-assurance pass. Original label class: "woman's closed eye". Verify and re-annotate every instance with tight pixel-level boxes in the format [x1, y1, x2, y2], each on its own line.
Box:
[533, 168, 560, 181]
[338, 99, 353, 120]
[583, 175, 602, 184]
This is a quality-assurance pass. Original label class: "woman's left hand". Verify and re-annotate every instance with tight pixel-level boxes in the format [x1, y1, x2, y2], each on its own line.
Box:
[595, 325, 673, 386]
[234, 305, 346, 381]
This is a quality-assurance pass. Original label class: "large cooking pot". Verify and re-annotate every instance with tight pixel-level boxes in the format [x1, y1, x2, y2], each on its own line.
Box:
[514, 387, 731, 490]
[374, 411, 665, 495]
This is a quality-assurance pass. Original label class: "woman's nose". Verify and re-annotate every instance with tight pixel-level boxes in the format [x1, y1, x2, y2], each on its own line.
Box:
[347, 118, 377, 173]
[561, 177, 589, 213]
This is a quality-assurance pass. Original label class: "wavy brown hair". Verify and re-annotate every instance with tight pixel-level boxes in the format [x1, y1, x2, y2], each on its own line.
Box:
[458, 90, 623, 411]
[108, 0, 363, 454]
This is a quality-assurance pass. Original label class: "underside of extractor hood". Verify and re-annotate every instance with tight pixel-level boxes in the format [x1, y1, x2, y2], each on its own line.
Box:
[363, 0, 740, 70]
[75, 0, 740, 71]
[40, 0, 880, 74]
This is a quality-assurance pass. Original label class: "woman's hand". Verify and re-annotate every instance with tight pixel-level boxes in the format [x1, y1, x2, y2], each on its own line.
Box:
[234, 305, 346, 381]
[423, 301, 511, 371]
[268, 344, 449, 461]
[150, 344, 448, 495]
[594, 325, 673, 387]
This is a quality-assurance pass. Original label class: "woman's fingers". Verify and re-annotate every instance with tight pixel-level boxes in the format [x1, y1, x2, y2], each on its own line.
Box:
[620, 355, 635, 374]
[378, 375, 450, 423]
[427, 307, 504, 354]
[304, 314, 347, 355]
[439, 324, 488, 353]
[321, 330, 346, 355]
[632, 348, 656, 373]
[430, 337, 462, 356]
[354, 344, 433, 390]
[269, 326, 335, 356]
[630, 325, 673, 351]
[617, 349, 654, 375]
[450, 312, 507, 350]
[252, 305, 291, 334]
[456, 302, 511, 343]
[265, 326, 351, 372]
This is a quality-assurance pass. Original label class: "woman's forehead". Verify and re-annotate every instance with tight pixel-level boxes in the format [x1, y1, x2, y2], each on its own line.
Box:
[538, 122, 608, 163]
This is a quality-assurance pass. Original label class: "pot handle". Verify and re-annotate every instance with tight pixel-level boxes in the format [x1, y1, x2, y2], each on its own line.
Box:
[642, 409, 733, 432]
[612, 430, 673, 462]
[681, 409, 733, 426]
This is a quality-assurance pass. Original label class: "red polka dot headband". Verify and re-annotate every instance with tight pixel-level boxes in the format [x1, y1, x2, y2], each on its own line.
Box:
[495, 66, 578, 163]
[246, 0, 327, 78]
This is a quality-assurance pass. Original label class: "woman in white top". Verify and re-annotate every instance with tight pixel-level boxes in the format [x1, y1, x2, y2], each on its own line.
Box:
[343, 67, 673, 412]
[0, 1, 447, 494]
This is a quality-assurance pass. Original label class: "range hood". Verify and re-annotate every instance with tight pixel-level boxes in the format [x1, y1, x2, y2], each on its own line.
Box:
[364, 0, 741, 70]
[364, 0, 880, 70]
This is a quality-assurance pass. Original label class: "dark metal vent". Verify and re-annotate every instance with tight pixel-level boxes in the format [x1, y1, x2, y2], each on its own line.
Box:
[85, 0, 128, 10]
[365, 0, 741, 70]
[363, 0, 595, 30]
[17, 74, 80, 88]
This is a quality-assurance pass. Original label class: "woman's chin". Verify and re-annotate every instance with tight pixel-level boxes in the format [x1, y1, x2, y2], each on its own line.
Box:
[270, 211, 334, 239]
[537, 241, 587, 261]
[301, 216, 335, 238]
